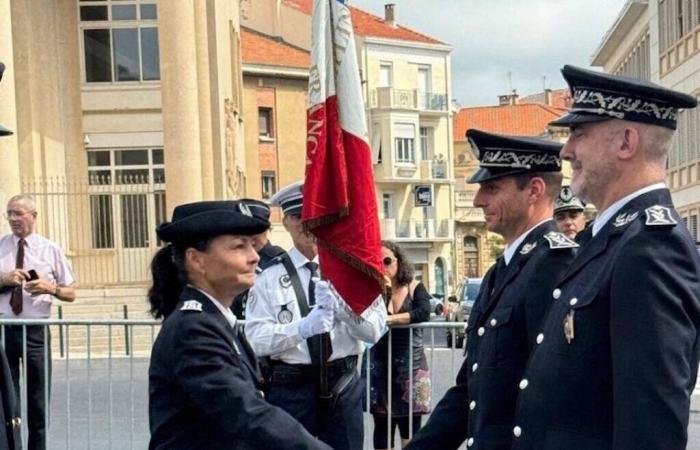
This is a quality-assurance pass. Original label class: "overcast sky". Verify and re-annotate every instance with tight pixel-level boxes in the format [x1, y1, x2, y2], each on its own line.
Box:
[350, 0, 628, 107]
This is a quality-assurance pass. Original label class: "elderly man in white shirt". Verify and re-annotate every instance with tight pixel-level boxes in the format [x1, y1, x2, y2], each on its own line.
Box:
[0, 194, 76, 450]
[245, 181, 387, 450]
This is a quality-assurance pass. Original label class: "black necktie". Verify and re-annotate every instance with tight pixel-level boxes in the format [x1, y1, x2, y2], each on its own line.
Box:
[10, 239, 25, 315]
[304, 261, 331, 365]
[493, 257, 507, 289]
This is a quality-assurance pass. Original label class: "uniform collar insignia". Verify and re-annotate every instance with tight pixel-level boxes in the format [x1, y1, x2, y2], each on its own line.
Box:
[645, 205, 677, 226]
[544, 231, 579, 249]
[181, 300, 203, 312]
[519, 242, 537, 255]
[613, 211, 639, 227]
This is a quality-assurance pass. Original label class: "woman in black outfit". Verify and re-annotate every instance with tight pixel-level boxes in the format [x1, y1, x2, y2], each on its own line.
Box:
[367, 241, 432, 449]
[147, 200, 330, 450]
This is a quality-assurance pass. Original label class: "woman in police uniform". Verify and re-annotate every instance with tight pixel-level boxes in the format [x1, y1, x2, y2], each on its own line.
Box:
[147, 200, 331, 450]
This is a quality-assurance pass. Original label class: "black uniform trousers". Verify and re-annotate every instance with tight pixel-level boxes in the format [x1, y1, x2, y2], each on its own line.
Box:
[267, 357, 364, 450]
[4, 325, 50, 450]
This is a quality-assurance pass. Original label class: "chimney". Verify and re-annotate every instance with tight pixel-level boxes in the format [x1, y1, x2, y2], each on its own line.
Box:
[544, 88, 552, 106]
[498, 89, 519, 106]
[385, 4, 396, 27]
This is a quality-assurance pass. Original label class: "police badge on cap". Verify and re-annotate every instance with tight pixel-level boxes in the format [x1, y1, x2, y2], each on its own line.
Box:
[466, 129, 563, 183]
[554, 186, 585, 214]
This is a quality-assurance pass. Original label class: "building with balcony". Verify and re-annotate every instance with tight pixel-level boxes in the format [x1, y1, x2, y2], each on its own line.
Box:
[590, 0, 700, 242]
[243, 0, 457, 296]
[452, 98, 569, 282]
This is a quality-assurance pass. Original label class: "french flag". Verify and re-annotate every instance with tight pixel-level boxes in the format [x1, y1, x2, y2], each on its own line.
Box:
[302, 0, 384, 314]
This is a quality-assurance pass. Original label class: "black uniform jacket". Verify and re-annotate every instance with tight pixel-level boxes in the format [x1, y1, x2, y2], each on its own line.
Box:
[407, 220, 577, 450]
[512, 189, 700, 450]
[0, 345, 20, 450]
[149, 287, 331, 450]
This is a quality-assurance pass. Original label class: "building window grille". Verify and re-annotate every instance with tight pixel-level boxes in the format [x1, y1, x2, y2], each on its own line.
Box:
[80, 0, 159, 83]
[87, 147, 166, 249]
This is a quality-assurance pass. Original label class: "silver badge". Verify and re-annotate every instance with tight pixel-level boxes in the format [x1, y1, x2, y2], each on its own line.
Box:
[277, 305, 293, 324]
[520, 242, 537, 255]
[645, 205, 677, 226]
[544, 231, 579, 249]
[279, 274, 292, 289]
[238, 202, 253, 217]
[613, 211, 639, 228]
[560, 186, 573, 202]
[181, 300, 203, 312]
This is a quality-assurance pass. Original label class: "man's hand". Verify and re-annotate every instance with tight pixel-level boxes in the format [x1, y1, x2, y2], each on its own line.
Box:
[0, 269, 29, 287]
[25, 279, 56, 297]
[298, 306, 334, 339]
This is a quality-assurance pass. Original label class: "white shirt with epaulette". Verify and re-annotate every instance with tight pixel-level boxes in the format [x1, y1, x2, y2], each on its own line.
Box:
[244, 246, 387, 365]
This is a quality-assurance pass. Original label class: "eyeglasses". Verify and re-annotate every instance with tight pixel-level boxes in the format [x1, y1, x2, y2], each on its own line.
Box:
[382, 256, 396, 266]
[3, 210, 32, 220]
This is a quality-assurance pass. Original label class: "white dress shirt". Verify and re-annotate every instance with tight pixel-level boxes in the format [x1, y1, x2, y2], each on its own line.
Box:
[0, 233, 75, 318]
[591, 183, 666, 237]
[190, 285, 237, 329]
[244, 246, 387, 365]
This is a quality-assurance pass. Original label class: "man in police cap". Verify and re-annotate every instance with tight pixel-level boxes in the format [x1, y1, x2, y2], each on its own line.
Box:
[231, 199, 285, 320]
[406, 129, 577, 450]
[553, 185, 587, 240]
[511, 65, 700, 450]
[244, 181, 387, 450]
[0, 60, 21, 450]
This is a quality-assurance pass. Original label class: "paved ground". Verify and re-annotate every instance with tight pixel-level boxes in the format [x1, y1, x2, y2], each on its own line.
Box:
[22, 348, 700, 449]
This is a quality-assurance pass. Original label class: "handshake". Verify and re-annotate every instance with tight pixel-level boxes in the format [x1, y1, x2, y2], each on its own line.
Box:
[298, 280, 342, 339]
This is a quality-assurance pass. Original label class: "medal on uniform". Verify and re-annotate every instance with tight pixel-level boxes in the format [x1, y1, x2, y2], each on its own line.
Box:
[563, 310, 575, 344]
[277, 305, 293, 324]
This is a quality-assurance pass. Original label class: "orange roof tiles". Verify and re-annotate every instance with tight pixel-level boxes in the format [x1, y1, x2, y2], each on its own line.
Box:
[241, 28, 310, 69]
[453, 104, 568, 141]
[283, 0, 444, 44]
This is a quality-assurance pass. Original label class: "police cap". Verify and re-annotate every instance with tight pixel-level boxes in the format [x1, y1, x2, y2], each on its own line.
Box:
[550, 65, 698, 130]
[467, 129, 562, 183]
[554, 186, 585, 213]
[156, 200, 269, 244]
[269, 181, 303, 217]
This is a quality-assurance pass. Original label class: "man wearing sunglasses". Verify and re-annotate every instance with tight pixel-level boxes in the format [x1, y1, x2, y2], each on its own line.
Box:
[407, 130, 577, 450]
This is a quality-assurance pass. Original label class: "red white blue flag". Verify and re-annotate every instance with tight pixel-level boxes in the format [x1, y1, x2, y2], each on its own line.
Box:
[302, 0, 384, 314]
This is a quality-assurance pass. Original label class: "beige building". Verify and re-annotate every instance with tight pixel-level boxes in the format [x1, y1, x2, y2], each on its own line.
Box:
[243, 1, 457, 296]
[591, 0, 700, 241]
[0, 0, 246, 316]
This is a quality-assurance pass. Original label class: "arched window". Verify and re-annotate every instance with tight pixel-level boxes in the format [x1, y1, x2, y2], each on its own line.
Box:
[464, 236, 479, 278]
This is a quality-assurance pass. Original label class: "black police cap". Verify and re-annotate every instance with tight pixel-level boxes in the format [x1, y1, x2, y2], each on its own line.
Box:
[466, 129, 563, 183]
[550, 65, 698, 130]
[239, 198, 271, 221]
[156, 200, 269, 244]
[0, 62, 13, 137]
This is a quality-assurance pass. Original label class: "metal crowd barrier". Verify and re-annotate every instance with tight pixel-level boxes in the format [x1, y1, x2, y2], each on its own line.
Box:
[0, 318, 469, 450]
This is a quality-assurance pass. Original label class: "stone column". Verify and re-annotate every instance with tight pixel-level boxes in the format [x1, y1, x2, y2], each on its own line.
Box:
[157, 0, 204, 213]
[0, 0, 22, 225]
[194, 0, 215, 200]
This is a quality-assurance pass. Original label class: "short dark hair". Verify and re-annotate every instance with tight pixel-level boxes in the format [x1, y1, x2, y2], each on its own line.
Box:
[381, 240, 414, 287]
[512, 171, 563, 202]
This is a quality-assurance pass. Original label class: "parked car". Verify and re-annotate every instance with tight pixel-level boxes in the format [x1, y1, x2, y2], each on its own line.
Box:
[446, 278, 483, 347]
[428, 294, 446, 319]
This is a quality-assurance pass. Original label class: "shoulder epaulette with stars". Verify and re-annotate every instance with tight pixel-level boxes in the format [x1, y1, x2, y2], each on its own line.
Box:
[544, 231, 579, 249]
[644, 205, 677, 227]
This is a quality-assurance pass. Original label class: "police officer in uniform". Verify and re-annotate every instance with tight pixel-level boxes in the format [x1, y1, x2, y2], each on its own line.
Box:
[553, 186, 587, 240]
[245, 181, 387, 450]
[406, 130, 577, 450]
[511, 65, 700, 450]
[0, 60, 22, 450]
[231, 199, 285, 320]
[148, 200, 331, 450]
